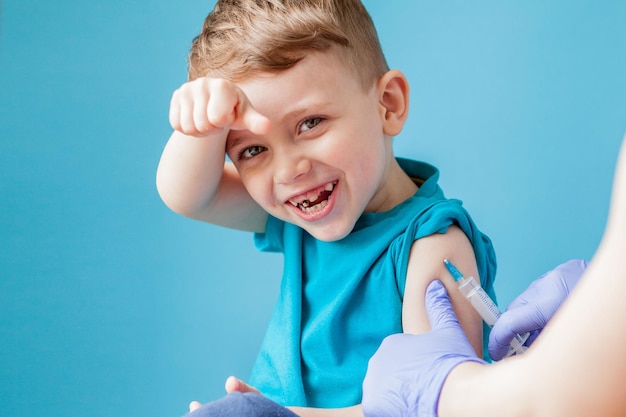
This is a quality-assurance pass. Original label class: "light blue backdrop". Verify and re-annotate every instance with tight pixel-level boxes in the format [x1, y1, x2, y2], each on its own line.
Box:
[1, 1, 624, 416]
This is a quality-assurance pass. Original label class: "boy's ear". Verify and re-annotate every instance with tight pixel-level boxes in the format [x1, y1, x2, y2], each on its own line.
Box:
[377, 70, 410, 136]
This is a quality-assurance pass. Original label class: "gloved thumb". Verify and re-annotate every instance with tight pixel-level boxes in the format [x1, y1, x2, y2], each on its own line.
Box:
[489, 302, 544, 361]
[425, 280, 462, 331]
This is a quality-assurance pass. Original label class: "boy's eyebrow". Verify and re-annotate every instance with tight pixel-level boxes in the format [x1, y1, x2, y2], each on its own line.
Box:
[226, 99, 334, 150]
[281, 99, 333, 122]
[225, 133, 248, 153]
[281, 107, 307, 124]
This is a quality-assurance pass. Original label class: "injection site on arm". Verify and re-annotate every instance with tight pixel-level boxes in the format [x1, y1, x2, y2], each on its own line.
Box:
[443, 259, 528, 357]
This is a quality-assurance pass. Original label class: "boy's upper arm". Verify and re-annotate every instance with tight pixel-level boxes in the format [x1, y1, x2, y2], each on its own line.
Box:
[401, 225, 483, 356]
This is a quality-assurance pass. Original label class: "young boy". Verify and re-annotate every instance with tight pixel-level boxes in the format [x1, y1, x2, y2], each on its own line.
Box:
[156, 0, 497, 415]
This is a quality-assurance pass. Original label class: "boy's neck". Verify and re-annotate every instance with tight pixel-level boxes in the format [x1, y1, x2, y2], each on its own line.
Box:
[366, 158, 419, 213]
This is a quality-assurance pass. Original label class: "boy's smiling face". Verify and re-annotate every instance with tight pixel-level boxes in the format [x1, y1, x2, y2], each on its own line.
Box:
[226, 49, 410, 241]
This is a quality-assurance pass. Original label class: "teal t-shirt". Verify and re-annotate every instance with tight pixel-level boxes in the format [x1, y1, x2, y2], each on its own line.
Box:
[250, 159, 497, 407]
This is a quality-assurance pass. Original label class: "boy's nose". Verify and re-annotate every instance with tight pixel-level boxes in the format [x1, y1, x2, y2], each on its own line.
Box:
[274, 153, 312, 184]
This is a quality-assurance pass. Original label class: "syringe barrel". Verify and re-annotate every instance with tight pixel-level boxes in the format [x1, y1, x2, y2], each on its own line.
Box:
[457, 276, 501, 326]
[448, 263, 529, 357]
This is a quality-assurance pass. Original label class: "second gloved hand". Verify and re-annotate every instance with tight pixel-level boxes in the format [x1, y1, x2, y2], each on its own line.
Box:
[362, 280, 485, 417]
[488, 259, 588, 361]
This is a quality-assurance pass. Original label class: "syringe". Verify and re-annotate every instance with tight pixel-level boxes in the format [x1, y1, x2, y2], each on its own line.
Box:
[443, 259, 529, 357]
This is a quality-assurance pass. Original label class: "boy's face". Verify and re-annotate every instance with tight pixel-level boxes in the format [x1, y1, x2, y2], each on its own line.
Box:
[226, 50, 402, 241]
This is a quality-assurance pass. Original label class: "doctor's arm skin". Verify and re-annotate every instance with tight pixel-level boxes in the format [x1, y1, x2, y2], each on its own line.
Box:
[438, 140, 626, 417]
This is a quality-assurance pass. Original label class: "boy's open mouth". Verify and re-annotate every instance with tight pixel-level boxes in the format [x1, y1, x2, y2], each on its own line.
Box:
[288, 182, 337, 213]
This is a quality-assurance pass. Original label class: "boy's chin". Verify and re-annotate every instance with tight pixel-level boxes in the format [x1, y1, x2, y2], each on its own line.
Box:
[303, 224, 353, 242]
[271, 211, 355, 242]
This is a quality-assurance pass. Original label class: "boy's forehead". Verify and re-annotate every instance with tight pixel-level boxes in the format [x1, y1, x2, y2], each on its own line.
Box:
[226, 47, 345, 81]
[237, 49, 361, 92]
[236, 51, 364, 114]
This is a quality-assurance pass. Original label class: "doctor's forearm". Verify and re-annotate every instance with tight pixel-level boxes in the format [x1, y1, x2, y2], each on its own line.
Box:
[287, 404, 362, 417]
[438, 357, 532, 417]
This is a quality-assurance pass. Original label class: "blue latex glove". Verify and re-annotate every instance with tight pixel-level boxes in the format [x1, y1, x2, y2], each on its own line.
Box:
[362, 280, 486, 417]
[488, 259, 588, 361]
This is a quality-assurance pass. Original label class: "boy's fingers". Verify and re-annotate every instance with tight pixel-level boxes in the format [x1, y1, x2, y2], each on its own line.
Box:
[225, 375, 243, 393]
[179, 95, 202, 134]
[225, 375, 262, 394]
[169, 91, 181, 130]
[192, 92, 211, 132]
[170, 77, 270, 135]
[229, 87, 270, 134]
[206, 84, 237, 129]
[170, 89, 193, 133]
[242, 105, 271, 135]
[189, 401, 202, 412]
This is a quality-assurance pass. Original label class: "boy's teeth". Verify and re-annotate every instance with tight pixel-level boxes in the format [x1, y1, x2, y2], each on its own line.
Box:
[288, 182, 336, 210]
[300, 200, 328, 213]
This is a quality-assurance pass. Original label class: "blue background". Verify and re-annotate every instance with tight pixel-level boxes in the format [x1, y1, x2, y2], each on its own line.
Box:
[1, 1, 624, 416]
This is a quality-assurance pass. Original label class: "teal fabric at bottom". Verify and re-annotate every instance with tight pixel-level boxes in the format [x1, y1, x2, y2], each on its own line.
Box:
[250, 158, 497, 407]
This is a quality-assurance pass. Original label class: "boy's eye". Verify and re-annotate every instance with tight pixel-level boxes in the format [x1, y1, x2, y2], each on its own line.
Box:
[240, 145, 267, 159]
[298, 117, 323, 133]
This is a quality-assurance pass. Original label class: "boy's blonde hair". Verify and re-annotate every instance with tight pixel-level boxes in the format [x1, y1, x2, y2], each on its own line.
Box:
[188, 0, 389, 90]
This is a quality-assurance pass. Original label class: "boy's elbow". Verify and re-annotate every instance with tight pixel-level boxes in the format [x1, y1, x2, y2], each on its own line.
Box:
[155, 171, 201, 218]
[156, 179, 181, 215]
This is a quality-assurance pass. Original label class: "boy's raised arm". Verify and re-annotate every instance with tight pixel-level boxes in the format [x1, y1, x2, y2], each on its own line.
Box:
[156, 77, 270, 232]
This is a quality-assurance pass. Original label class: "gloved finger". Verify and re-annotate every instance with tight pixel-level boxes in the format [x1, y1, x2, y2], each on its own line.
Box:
[504, 279, 543, 312]
[506, 259, 588, 312]
[425, 280, 462, 331]
[555, 259, 588, 292]
[525, 329, 541, 346]
[488, 303, 545, 360]
[488, 333, 513, 362]
[557, 259, 588, 276]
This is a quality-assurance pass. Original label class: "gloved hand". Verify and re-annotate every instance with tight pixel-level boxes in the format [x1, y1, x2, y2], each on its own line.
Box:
[488, 259, 588, 361]
[362, 280, 485, 417]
